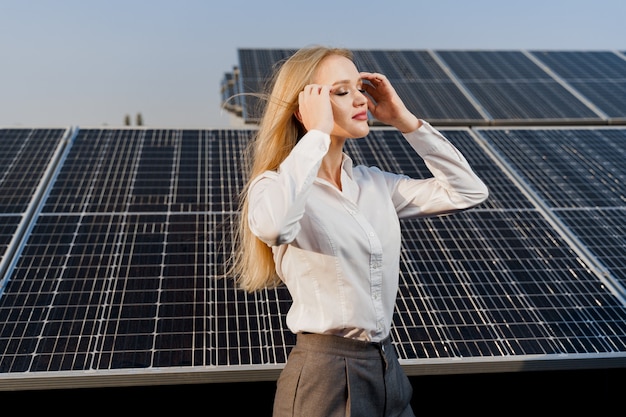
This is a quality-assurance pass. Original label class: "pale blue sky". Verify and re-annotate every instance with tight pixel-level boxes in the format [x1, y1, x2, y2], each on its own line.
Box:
[1, 0, 624, 129]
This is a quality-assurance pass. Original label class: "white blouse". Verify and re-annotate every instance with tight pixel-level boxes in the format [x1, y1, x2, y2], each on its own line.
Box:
[247, 121, 489, 342]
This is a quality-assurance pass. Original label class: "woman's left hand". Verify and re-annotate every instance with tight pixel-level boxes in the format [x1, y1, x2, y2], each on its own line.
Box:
[360, 72, 421, 133]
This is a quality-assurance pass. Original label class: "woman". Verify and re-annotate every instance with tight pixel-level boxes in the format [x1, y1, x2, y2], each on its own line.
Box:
[231, 46, 489, 416]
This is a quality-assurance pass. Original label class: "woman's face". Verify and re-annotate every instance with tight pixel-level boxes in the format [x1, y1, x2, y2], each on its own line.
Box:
[313, 54, 370, 139]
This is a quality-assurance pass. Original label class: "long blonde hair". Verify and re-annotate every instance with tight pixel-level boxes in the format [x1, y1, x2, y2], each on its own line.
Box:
[231, 46, 353, 292]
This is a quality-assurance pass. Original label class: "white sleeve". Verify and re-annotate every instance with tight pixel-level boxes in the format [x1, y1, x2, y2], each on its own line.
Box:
[391, 121, 489, 218]
[247, 129, 330, 246]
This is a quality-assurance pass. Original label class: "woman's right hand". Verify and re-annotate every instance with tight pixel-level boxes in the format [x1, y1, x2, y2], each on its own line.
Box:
[297, 84, 334, 134]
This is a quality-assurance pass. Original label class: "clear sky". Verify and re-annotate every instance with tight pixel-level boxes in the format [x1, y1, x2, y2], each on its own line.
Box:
[1, 0, 625, 129]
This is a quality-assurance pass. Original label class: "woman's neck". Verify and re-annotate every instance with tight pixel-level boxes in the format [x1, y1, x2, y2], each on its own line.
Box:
[317, 137, 346, 190]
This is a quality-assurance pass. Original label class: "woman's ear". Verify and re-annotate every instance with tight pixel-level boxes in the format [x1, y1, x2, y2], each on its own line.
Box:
[294, 109, 302, 123]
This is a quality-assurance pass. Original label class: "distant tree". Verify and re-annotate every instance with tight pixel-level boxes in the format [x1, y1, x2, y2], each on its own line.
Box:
[136, 113, 143, 126]
[124, 114, 131, 126]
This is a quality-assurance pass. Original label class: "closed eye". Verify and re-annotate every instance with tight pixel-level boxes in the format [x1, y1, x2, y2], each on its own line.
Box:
[333, 88, 364, 96]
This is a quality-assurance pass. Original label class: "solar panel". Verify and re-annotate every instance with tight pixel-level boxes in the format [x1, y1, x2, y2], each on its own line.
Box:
[223, 49, 626, 126]
[477, 127, 626, 296]
[0, 128, 70, 296]
[556, 208, 626, 289]
[351, 50, 486, 124]
[0, 128, 278, 388]
[434, 50, 604, 122]
[352, 130, 626, 370]
[477, 128, 626, 209]
[236, 49, 295, 122]
[231, 49, 490, 124]
[220, 71, 240, 115]
[396, 210, 626, 362]
[2, 126, 626, 391]
[530, 51, 626, 121]
[0, 128, 69, 214]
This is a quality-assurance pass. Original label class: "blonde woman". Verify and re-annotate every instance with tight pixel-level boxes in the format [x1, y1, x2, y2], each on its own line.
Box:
[231, 46, 489, 417]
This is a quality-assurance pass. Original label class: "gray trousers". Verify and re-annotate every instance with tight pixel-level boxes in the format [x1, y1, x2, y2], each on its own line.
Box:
[272, 333, 415, 417]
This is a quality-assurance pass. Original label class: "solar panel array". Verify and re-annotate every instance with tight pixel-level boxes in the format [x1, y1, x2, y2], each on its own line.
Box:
[224, 49, 626, 125]
[2, 49, 626, 391]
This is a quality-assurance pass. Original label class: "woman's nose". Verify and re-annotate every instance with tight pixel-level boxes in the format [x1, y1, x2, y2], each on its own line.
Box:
[355, 90, 367, 106]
